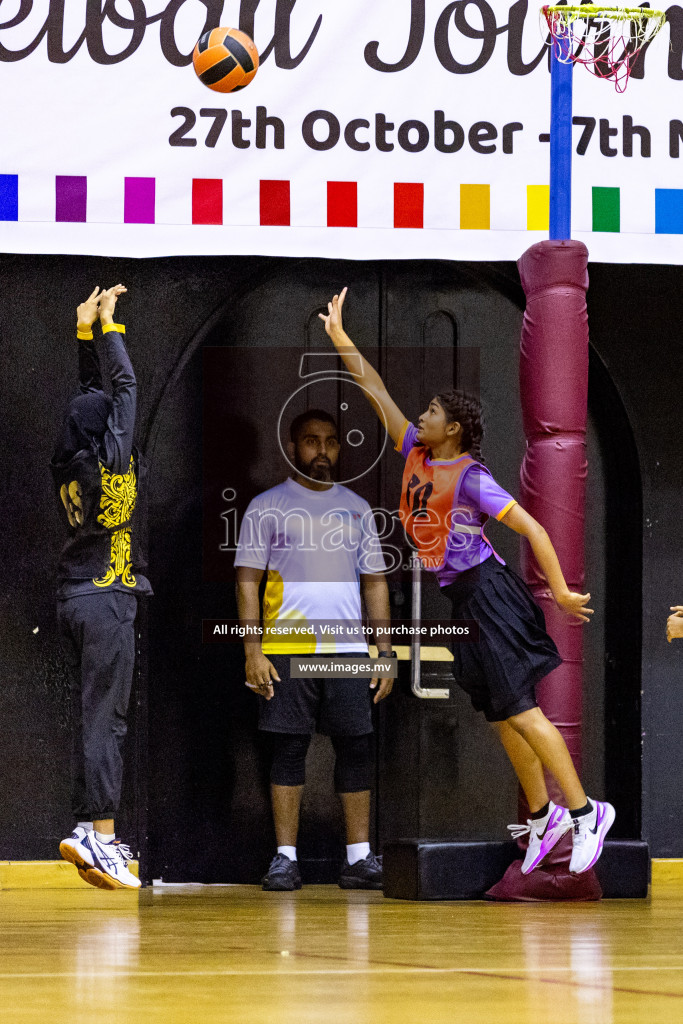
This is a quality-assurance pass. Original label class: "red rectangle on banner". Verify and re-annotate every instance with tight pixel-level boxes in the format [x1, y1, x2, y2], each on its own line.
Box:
[260, 180, 290, 226]
[394, 183, 423, 228]
[327, 182, 357, 227]
[192, 179, 222, 225]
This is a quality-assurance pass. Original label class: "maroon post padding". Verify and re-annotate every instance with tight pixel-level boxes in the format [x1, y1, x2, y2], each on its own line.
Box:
[487, 239, 600, 901]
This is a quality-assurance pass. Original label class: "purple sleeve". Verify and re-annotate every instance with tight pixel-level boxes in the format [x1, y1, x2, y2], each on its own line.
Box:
[459, 465, 516, 520]
[395, 422, 420, 460]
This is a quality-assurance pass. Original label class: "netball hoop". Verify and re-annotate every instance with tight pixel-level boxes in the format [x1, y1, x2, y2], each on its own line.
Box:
[540, 5, 666, 239]
[542, 5, 666, 93]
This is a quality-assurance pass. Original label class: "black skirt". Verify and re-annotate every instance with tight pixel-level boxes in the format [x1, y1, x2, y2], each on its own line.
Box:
[441, 556, 562, 723]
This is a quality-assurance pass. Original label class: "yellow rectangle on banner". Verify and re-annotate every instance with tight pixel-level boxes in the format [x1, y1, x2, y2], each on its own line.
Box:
[460, 185, 490, 230]
[527, 185, 550, 231]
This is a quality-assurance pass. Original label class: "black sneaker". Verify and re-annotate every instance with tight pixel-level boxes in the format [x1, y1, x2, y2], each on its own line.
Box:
[262, 853, 302, 891]
[338, 852, 383, 890]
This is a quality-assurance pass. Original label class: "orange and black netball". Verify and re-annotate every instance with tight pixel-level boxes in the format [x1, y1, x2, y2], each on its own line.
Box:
[192, 28, 259, 93]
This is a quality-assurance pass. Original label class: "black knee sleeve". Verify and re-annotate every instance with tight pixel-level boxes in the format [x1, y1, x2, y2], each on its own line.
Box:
[331, 733, 373, 793]
[269, 732, 311, 786]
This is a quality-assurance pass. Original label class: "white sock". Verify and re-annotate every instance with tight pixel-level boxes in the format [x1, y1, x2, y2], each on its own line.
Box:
[277, 846, 297, 862]
[347, 842, 370, 865]
[95, 831, 115, 844]
[77, 821, 93, 831]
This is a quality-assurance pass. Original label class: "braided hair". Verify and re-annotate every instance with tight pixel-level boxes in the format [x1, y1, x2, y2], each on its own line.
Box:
[434, 389, 485, 464]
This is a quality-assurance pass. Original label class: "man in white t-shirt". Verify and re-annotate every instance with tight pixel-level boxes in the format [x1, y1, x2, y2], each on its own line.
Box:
[235, 410, 393, 891]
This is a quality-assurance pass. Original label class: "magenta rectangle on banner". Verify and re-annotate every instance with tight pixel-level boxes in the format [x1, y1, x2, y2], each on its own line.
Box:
[55, 176, 87, 222]
[124, 177, 155, 223]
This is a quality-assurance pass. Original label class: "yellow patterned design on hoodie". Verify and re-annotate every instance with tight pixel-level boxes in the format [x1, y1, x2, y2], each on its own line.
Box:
[93, 455, 138, 588]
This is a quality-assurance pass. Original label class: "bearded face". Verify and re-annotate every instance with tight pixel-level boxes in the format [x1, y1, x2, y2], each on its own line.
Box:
[292, 419, 340, 483]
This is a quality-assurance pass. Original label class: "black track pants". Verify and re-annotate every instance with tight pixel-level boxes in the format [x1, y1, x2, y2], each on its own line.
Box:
[57, 590, 137, 820]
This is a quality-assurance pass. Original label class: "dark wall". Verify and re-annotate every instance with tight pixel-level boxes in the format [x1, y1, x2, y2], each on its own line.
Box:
[0, 252, 677, 866]
[587, 264, 683, 856]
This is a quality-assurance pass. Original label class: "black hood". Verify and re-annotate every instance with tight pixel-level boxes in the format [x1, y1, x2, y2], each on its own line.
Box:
[53, 390, 113, 464]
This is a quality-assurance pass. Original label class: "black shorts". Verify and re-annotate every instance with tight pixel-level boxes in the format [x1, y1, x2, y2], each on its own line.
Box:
[257, 653, 374, 736]
[441, 556, 563, 723]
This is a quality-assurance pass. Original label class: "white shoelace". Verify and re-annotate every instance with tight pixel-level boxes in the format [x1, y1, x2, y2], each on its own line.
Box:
[507, 821, 534, 840]
[112, 841, 134, 862]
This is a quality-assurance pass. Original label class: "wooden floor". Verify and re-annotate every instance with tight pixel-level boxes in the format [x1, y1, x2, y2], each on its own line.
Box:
[2, 882, 683, 1023]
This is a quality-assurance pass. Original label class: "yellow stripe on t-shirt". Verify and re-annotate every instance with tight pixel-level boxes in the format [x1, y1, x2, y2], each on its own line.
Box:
[394, 419, 410, 453]
[495, 499, 517, 522]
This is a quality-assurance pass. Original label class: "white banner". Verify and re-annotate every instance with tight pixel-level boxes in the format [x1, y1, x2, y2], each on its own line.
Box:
[0, 1, 680, 262]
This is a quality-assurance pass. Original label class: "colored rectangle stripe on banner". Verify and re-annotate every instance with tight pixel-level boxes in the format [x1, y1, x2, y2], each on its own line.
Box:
[260, 180, 290, 226]
[56, 176, 87, 223]
[655, 189, 683, 233]
[0, 174, 18, 220]
[124, 177, 155, 224]
[460, 185, 490, 230]
[394, 183, 423, 228]
[527, 185, 549, 231]
[327, 182, 357, 227]
[593, 187, 620, 232]
[192, 178, 223, 225]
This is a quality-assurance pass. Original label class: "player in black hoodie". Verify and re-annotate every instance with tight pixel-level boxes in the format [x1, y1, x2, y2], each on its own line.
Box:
[51, 285, 150, 890]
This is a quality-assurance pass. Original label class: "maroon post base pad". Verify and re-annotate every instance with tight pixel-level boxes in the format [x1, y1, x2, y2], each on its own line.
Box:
[486, 860, 602, 902]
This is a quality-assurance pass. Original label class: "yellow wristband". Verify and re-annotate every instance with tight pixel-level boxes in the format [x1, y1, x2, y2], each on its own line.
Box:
[76, 325, 94, 341]
[102, 322, 125, 334]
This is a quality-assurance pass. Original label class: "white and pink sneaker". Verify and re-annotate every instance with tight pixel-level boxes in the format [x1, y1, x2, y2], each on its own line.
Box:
[569, 799, 616, 874]
[508, 800, 573, 874]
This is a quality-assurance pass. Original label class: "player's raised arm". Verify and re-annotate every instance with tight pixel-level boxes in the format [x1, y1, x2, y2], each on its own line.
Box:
[76, 286, 103, 392]
[319, 288, 407, 446]
[98, 285, 136, 475]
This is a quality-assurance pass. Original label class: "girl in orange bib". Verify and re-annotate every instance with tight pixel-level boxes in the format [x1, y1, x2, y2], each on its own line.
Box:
[319, 288, 615, 876]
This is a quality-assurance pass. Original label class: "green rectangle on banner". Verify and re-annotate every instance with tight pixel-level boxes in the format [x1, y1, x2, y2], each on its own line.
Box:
[592, 187, 620, 232]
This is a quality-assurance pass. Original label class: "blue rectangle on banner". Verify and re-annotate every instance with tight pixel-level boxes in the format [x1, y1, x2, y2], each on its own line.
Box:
[0, 175, 18, 221]
[655, 189, 683, 234]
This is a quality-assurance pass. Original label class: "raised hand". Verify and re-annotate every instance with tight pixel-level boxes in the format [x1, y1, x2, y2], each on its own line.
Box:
[667, 607, 683, 642]
[99, 284, 127, 324]
[318, 287, 347, 342]
[76, 286, 102, 329]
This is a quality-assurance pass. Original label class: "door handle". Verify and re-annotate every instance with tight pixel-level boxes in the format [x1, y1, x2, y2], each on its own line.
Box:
[411, 554, 450, 699]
